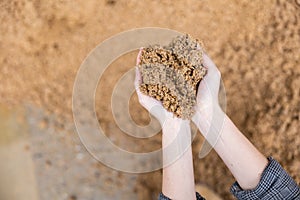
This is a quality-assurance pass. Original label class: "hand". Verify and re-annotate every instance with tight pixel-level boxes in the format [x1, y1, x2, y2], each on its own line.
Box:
[192, 53, 225, 140]
[134, 48, 188, 128]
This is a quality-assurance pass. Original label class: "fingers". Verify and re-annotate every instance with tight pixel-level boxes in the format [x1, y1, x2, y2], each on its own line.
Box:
[136, 47, 143, 65]
[135, 67, 142, 91]
[203, 53, 217, 70]
[202, 53, 221, 80]
[135, 47, 144, 91]
[203, 52, 216, 68]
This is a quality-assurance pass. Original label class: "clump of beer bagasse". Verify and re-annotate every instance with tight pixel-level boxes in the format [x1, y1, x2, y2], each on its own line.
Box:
[138, 34, 207, 119]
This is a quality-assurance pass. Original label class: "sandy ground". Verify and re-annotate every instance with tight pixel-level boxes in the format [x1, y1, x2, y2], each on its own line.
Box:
[0, 0, 299, 199]
[0, 106, 39, 200]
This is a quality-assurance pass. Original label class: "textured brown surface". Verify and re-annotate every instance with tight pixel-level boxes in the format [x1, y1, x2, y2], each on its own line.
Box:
[0, 0, 299, 199]
[139, 35, 207, 119]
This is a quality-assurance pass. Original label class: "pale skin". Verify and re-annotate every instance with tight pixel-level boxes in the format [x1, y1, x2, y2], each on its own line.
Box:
[135, 49, 196, 200]
[135, 49, 268, 199]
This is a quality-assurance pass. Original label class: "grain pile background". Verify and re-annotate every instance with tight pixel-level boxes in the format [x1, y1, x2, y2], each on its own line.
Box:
[0, 0, 299, 199]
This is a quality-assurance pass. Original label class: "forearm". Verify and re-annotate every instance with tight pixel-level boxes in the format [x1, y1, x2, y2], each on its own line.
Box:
[195, 105, 268, 190]
[162, 119, 196, 200]
[214, 112, 268, 190]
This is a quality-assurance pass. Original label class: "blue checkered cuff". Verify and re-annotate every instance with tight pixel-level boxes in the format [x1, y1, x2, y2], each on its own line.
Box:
[230, 157, 300, 200]
[158, 192, 205, 200]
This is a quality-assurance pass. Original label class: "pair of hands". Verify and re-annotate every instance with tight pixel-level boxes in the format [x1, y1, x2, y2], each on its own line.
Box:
[134, 48, 222, 138]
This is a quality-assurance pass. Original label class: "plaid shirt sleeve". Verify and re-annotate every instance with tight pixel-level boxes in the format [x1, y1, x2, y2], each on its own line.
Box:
[158, 192, 205, 200]
[230, 157, 300, 200]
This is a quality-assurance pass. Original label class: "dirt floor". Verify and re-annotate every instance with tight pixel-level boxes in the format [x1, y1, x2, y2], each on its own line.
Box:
[0, 0, 299, 199]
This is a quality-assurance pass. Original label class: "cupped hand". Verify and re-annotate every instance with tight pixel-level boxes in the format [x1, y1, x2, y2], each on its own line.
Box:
[192, 53, 224, 136]
[134, 48, 187, 127]
[195, 53, 221, 111]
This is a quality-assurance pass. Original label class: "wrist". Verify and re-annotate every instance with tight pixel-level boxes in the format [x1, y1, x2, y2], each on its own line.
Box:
[162, 117, 188, 129]
[162, 118, 192, 167]
[162, 118, 190, 147]
[192, 103, 225, 139]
